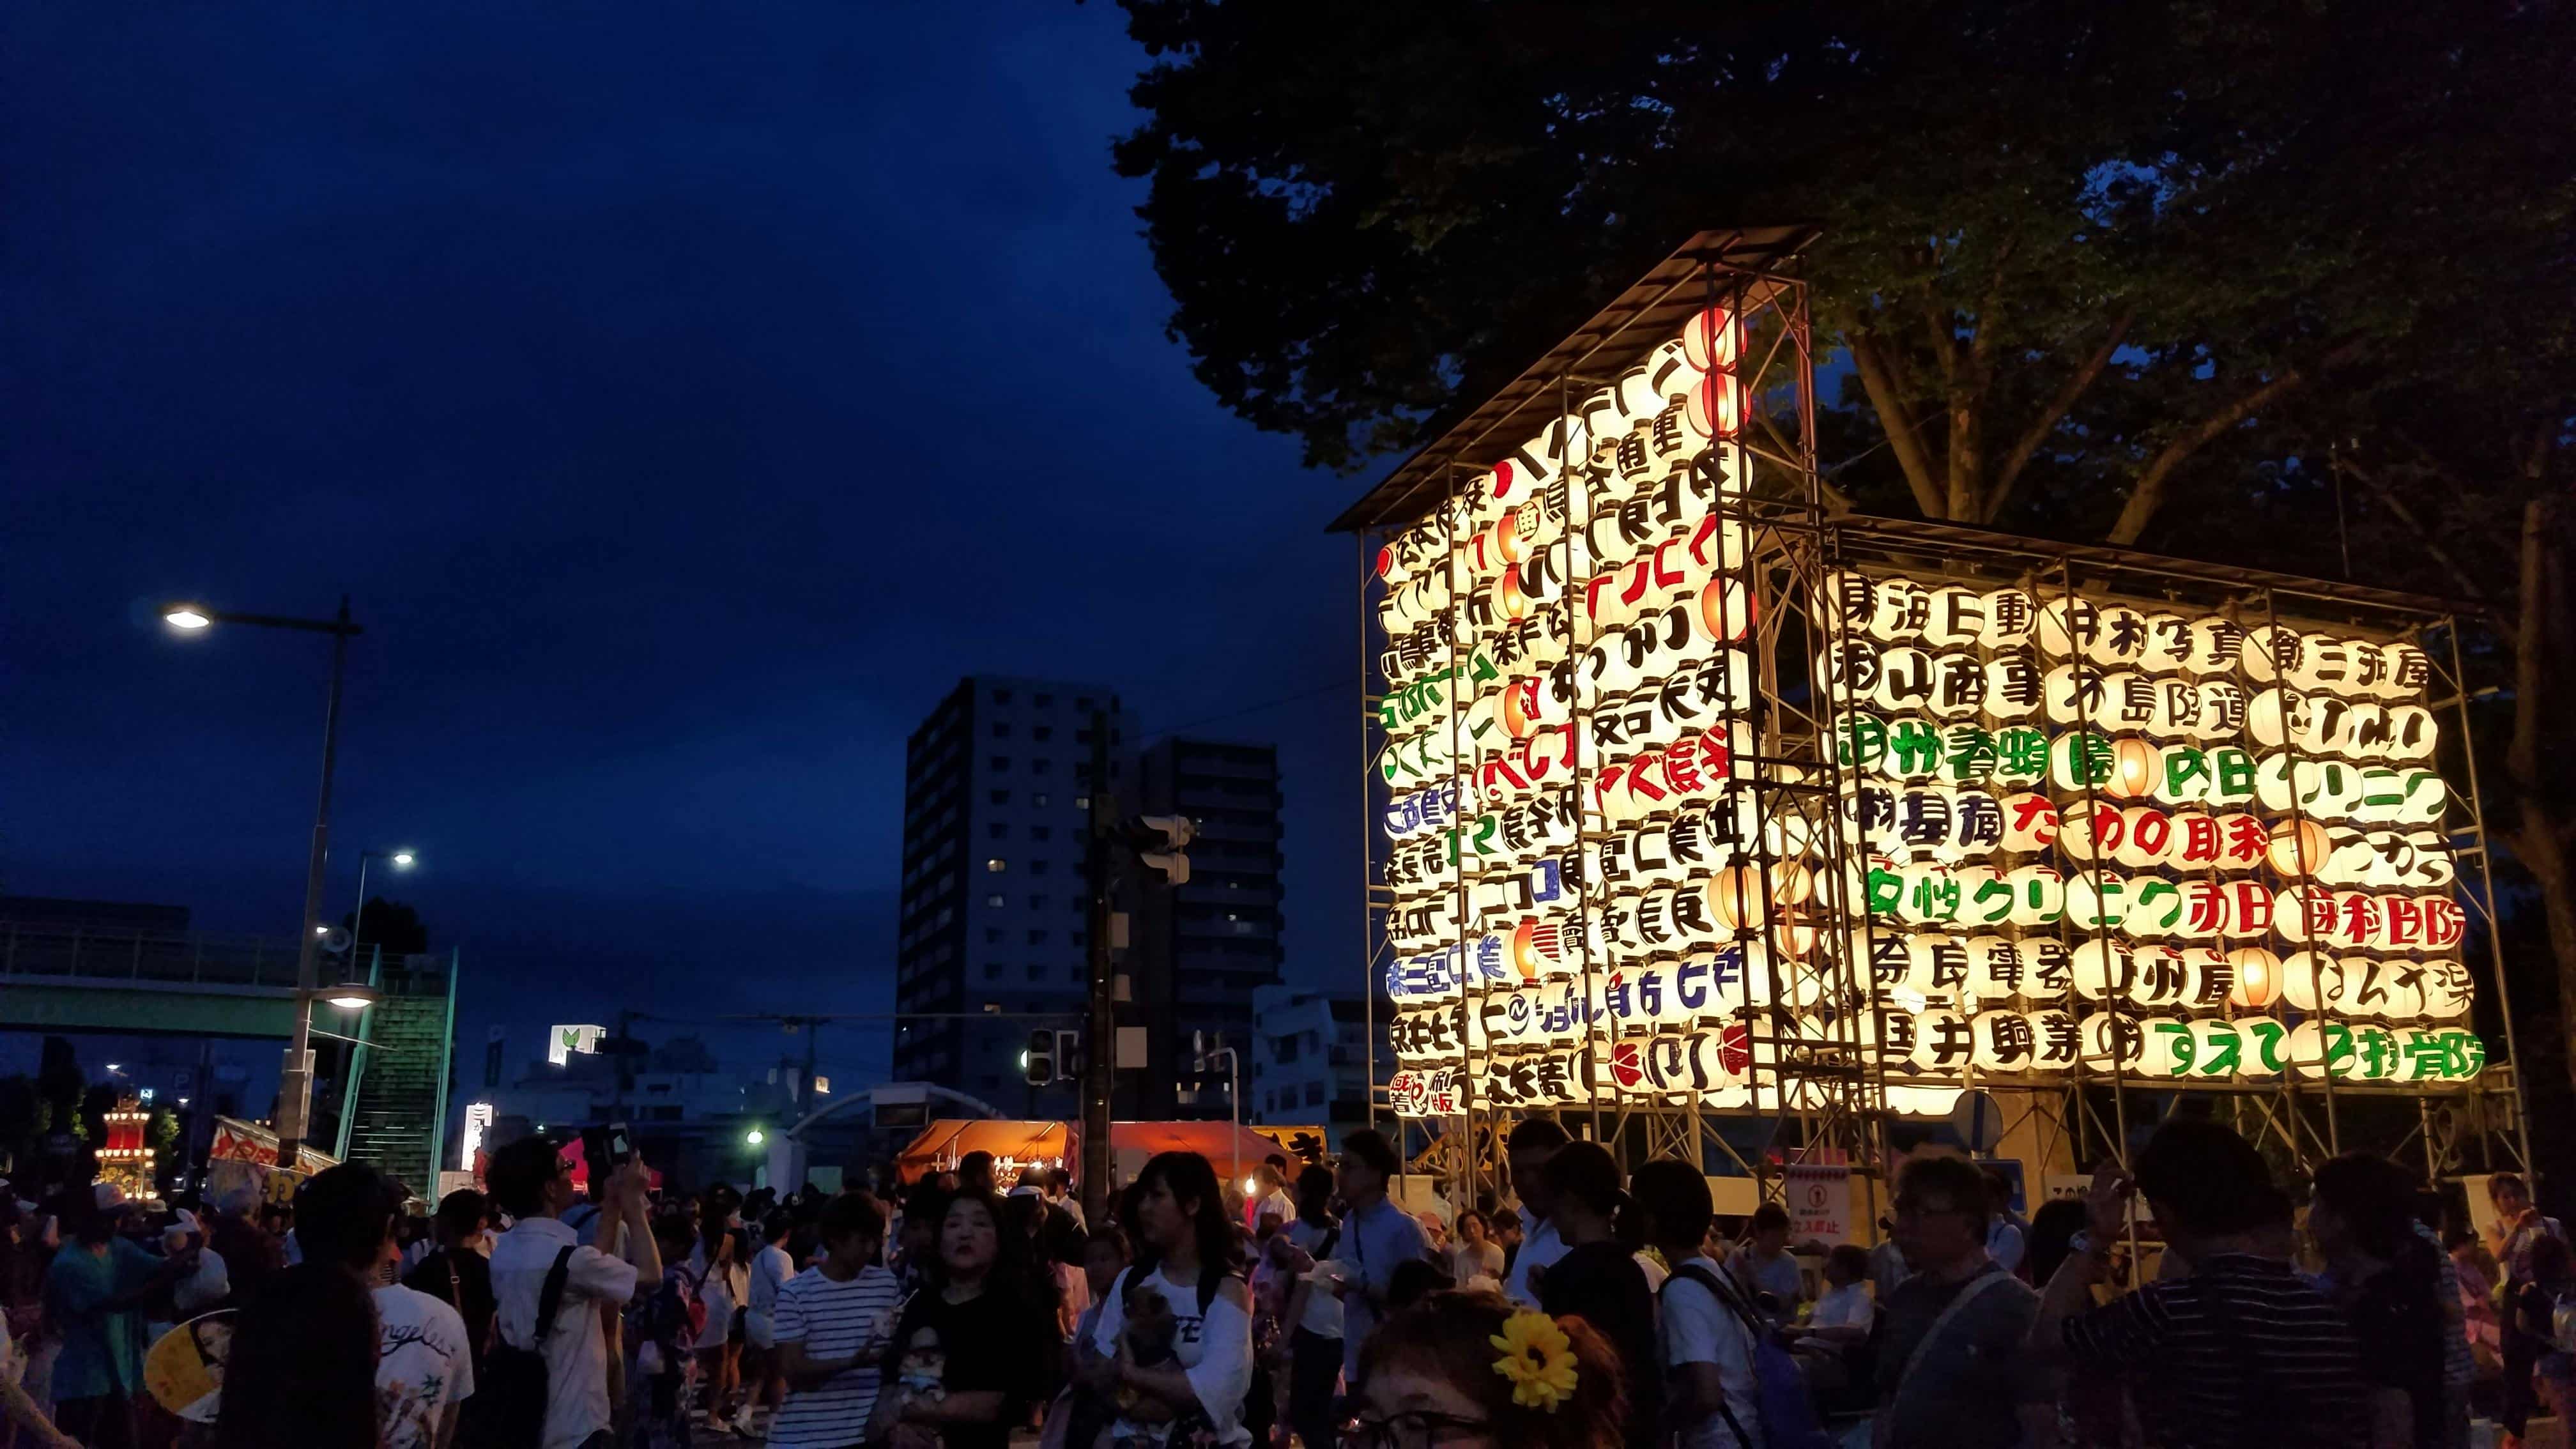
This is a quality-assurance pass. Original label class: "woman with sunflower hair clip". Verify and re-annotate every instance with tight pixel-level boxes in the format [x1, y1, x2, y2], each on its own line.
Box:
[1349, 1289, 1627, 1449]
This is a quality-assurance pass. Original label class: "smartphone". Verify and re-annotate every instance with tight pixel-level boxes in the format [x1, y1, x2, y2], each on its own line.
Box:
[607, 1122, 632, 1167]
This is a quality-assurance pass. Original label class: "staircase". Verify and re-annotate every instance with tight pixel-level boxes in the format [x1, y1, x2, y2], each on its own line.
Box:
[339, 953, 456, 1198]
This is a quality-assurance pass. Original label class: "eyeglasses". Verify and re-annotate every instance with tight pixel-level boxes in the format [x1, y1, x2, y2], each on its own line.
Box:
[1891, 1195, 1975, 1219]
[1339, 1411, 1494, 1449]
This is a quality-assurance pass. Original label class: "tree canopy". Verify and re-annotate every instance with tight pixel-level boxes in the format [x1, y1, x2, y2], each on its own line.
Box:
[1112, 0, 2570, 548]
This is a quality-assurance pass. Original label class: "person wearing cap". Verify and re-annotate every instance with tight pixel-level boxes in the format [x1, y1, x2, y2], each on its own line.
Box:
[48, 1183, 201, 1448]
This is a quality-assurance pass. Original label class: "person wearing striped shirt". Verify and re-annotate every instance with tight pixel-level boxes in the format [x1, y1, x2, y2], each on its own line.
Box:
[770, 1194, 903, 1449]
[2034, 1119, 2367, 1449]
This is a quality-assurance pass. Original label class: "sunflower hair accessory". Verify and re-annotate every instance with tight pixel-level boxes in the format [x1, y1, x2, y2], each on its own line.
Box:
[1489, 1309, 1579, 1411]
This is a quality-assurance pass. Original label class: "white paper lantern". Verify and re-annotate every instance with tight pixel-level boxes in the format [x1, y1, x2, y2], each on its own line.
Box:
[2025, 1009, 2082, 1071]
[2184, 1017, 2244, 1080]
[2035, 597, 2099, 657]
[1971, 1010, 2037, 1072]
[2184, 616, 2248, 677]
[1905, 933, 1975, 999]
[1983, 652, 2044, 721]
[1999, 792, 2059, 854]
[2419, 960, 2473, 1019]
[1964, 936, 2028, 1000]
[2080, 1013, 2147, 1071]
[1978, 590, 2038, 648]
[1910, 1008, 1977, 1076]
[2125, 944, 2192, 1009]
[2241, 624, 2305, 684]
[2279, 949, 2344, 1012]
[2225, 947, 2283, 1009]
[2071, 939, 2132, 1002]
[2138, 1018, 2196, 1077]
[2058, 799, 2117, 863]
[2285, 1020, 2350, 1080]
[2235, 1016, 2290, 1078]
[1682, 305, 1739, 371]
[2139, 613, 2195, 675]
[2065, 871, 2131, 931]
[2113, 807, 2176, 870]
[2004, 864, 2067, 927]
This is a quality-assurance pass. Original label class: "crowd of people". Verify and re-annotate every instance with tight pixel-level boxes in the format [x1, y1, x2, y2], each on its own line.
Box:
[0, 1112, 2556, 1448]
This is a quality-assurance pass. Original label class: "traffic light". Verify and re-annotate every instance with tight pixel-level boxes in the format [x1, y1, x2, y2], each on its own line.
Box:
[1025, 1030, 1054, 1087]
[1116, 814, 1197, 885]
[1054, 1029, 1082, 1082]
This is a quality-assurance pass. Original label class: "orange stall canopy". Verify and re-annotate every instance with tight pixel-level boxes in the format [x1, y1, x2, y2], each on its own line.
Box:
[894, 1119, 1072, 1184]
[895, 1119, 1302, 1188]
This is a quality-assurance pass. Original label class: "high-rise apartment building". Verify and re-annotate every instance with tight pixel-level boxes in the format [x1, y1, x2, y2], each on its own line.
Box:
[892, 677, 1130, 1117]
[1131, 738, 1285, 1119]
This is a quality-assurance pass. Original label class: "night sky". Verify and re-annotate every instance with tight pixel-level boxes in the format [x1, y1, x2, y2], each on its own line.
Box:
[2, 6, 1365, 1091]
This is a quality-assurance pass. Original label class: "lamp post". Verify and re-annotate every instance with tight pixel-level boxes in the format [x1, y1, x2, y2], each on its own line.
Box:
[348, 849, 417, 975]
[162, 596, 362, 1167]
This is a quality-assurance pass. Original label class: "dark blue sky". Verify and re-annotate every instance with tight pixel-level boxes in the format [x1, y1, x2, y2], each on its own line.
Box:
[1, 5, 1365, 1088]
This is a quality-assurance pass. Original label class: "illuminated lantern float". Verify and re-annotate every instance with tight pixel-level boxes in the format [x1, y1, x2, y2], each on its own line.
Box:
[1356, 263, 2488, 1135]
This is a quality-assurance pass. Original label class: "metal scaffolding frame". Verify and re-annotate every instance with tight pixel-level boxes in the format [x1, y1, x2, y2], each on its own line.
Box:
[1344, 231, 2526, 1211]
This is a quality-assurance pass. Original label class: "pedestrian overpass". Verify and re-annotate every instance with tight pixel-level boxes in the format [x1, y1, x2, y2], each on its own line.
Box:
[0, 923, 304, 1036]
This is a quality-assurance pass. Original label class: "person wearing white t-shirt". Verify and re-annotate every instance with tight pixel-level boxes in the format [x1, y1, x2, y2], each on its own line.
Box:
[1501, 1118, 1572, 1308]
[1634, 1160, 1765, 1449]
[289, 1162, 481, 1449]
[1273, 1167, 1346, 1449]
[770, 1196, 903, 1449]
[487, 1137, 660, 1449]
[1078, 1153, 1257, 1445]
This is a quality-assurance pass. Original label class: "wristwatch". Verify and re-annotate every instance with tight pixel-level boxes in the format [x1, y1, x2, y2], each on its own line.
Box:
[2068, 1230, 2112, 1260]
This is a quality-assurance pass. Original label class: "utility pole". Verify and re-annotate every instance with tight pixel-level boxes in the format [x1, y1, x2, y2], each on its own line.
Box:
[1082, 711, 1116, 1227]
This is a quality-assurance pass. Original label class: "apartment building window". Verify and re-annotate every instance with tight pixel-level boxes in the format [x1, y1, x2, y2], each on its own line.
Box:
[1028, 895, 1047, 910]
[1032, 758, 1052, 774]
[1029, 929, 1049, 946]
[983, 962, 1002, 980]
[992, 689, 1012, 705]
[1305, 1083, 1325, 1106]
[1035, 693, 1054, 707]
[988, 824, 1008, 840]
[1024, 963, 1044, 981]
[1032, 726, 1053, 742]
[1030, 861, 1049, 876]
[986, 858, 1007, 872]
[985, 928, 1002, 944]
[986, 894, 1006, 908]
[1032, 793, 1050, 808]
[990, 790, 1009, 805]
[1031, 825, 1052, 841]
[990, 756, 1010, 772]
[992, 723, 1011, 739]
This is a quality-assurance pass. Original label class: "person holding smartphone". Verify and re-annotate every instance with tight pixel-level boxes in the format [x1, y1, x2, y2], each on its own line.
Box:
[770, 1195, 901, 1449]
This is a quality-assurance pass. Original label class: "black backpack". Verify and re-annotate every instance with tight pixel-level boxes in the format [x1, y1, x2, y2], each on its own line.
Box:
[480, 1245, 574, 1449]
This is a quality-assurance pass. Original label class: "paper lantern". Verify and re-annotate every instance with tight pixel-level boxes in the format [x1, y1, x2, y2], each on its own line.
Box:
[2184, 1018, 2244, 1079]
[2226, 947, 2283, 1009]
[2004, 864, 2067, 926]
[2419, 961, 2472, 1019]
[1971, 1010, 2037, 1072]
[1895, 862, 1960, 926]
[1875, 649, 1936, 716]
[1922, 586, 1988, 649]
[2036, 597, 2098, 657]
[1905, 933, 1974, 999]
[2071, 939, 2133, 1002]
[2264, 818, 2331, 878]
[1685, 371, 1744, 441]
[1708, 866, 1770, 931]
[2065, 870, 2131, 931]
[2174, 947, 2233, 1011]
[1983, 652, 2044, 721]
[1979, 589, 2038, 648]
[2139, 1018, 2196, 1078]
[1910, 1008, 1977, 1076]
[2378, 643, 2431, 702]
[2113, 807, 2175, 870]
[2241, 624, 2304, 684]
[1999, 792, 2059, 854]
[2058, 799, 2117, 863]
[2125, 944, 2192, 1009]
[2384, 705, 2437, 762]
[2183, 616, 2248, 677]
[2285, 1020, 2351, 1080]
[2080, 1013, 2147, 1071]
[2279, 950, 2343, 1012]
[2235, 1017, 2289, 1079]
[2140, 613, 2195, 675]
[2104, 738, 2160, 800]
[1682, 305, 1739, 371]
[2025, 1009, 2081, 1070]
[1963, 936, 2026, 1000]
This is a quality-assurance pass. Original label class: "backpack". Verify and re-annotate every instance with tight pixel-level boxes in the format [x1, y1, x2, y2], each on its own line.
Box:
[481, 1245, 575, 1449]
[1664, 1262, 1832, 1449]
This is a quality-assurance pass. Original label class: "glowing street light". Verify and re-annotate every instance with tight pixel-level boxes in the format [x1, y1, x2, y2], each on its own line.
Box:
[151, 594, 364, 1164]
[321, 983, 381, 1011]
[745, 1127, 767, 1146]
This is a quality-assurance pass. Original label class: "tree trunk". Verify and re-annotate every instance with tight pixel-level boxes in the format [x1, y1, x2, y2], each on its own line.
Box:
[2501, 498, 2576, 1097]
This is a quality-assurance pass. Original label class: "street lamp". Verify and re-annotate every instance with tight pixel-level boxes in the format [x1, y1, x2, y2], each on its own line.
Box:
[321, 983, 381, 1011]
[745, 1128, 766, 1146]
[160, 595, 363, 1165]
[347, 848, 418, 974]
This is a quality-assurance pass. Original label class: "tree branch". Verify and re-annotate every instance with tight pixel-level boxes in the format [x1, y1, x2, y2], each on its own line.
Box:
[1985, 307, 2133, 523]
[2507, 496, 2554, 793]
[2331, 455, 2484, 601]
[1848, 331, 1947, 518]
[2104, 341, 2365, 546]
